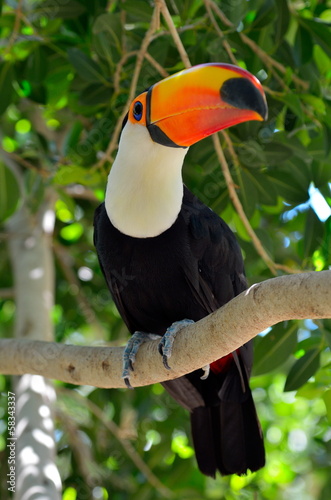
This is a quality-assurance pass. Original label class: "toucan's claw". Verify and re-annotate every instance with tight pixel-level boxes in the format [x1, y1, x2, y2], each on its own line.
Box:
[158, 319, 195, 370]
[122, 332, 160, 387]
[123, 375, 134, 390]
[200, 364, 210, 380]
[163, 355, 171, 371]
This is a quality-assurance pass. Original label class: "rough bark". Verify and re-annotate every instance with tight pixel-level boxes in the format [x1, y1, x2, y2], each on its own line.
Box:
[7, 197, 62, 500]
[0, 270, 330, 389]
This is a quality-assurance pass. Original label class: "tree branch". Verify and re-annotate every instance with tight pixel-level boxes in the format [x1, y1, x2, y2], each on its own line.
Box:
[0, 271, 330, 389]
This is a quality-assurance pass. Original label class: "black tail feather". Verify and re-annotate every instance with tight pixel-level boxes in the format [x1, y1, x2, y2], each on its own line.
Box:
[190, 407, 217, 477]
[190, 376, 265, 477]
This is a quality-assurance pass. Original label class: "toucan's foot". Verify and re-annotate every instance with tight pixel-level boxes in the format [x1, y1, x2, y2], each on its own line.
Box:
[158, 319, 194, 370]
[122, 332, 160, 388]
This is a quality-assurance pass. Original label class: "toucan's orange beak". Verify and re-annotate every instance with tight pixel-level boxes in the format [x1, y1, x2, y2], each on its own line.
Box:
[128, 63, 268, 148]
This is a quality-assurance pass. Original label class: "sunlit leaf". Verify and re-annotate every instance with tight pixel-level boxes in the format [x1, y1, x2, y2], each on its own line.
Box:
[60, 222, 84, 242]
[322, 389, 331, 424]
[54, 165, 102, 186]
[171, 433, 194, 459]
[62, 487, 77, 500]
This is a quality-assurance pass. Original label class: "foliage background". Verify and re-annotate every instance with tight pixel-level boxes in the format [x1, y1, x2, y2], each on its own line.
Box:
[0, 0, 331, 498]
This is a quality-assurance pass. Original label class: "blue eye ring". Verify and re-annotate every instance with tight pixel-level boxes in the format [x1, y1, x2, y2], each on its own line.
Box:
[133, 101, 143, 121]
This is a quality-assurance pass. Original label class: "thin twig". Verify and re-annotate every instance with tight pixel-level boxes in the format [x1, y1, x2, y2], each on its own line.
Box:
[157, 0, 191, 69]
[0, 288, 14, 299]
[203, 0, 238, 65]
[59, 388, 174, 498]
[0, 148, 50, 178]
[145, 52, 170, 78]
[4, 0, 23, 56]
[220, 131, 311, 274]
[207, 0, 309, 90]
[114, 50, 169, 94]
[54, 243, 105, 336]
[56, 407, 96, 487]
[214, 132, 277, 274]
[96, 4, 161, 169]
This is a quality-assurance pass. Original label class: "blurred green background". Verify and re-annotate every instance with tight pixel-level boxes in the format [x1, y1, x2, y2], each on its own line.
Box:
[0, 0, 331, 498]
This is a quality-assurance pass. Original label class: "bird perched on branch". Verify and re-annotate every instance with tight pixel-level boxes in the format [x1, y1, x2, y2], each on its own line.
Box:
[94, 63, 267, 477]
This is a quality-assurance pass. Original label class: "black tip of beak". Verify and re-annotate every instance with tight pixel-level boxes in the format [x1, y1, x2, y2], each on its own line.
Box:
[220, 77, 268, 121]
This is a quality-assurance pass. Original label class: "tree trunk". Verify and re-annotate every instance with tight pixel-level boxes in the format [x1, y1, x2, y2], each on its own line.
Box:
[7, 194, 61, 500]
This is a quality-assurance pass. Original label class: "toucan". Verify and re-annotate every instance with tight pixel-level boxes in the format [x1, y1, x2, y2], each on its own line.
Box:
[94, 63, 267, 477]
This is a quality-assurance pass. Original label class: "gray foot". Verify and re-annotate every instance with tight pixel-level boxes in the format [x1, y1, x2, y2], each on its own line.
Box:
[122, 332, 160, 388]
[158, 319, 194, 370]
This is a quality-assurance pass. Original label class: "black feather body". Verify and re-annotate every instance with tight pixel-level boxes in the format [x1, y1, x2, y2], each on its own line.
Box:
[94, 186, 265, 476]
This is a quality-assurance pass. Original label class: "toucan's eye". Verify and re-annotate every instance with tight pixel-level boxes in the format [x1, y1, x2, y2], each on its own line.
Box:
[133, 101, 143, 121]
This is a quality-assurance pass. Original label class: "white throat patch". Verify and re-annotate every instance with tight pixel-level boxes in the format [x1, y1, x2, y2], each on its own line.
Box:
[105, 122, 188, 238]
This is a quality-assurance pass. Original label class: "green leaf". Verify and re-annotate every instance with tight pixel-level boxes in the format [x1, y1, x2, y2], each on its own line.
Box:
[235, 169, 257, 218]
[79, 83, 113, 106]
[29, 83, 47, 105]
[312, 160, 331, 188]
[0, 62, 14, 115]
[314, 44, 331, 76]
[67, 48, 106, 83]
[277, 94, 304, 122]
[298, 17, 331, 58]
[294, 25, 313, 65]
[323, 389, 331, 423]
[303, 208, 324, 258]
[323, 125, 331, 156]
[122, 0, 153, 22]
[62, 122, 84, 156]
[284, 349, 320, 392]
[37, 0, 86, 19]
[251, 0, 276, 29]
[54, 165, 102, 186]
[238, 140, 266, 168]
[253, 324, 297, 376]
[60, 222, 84, 242]
[0, 162, 21, 223]
[307, 135, 328, 161]
[301, 94, 326, 116]
[275, 0, 290, 43]
[268, 170, 307, 204]
[25, 46, 48, 84]
[244, 171, 278, 206]
[264, 142, 293, 165]
[297, 382, 324, 400]
[92, 13, 123, 64]
[268, 156, 311, 204]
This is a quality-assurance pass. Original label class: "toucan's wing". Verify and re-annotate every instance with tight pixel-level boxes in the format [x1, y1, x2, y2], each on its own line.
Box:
[181, 186, 247, 315]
